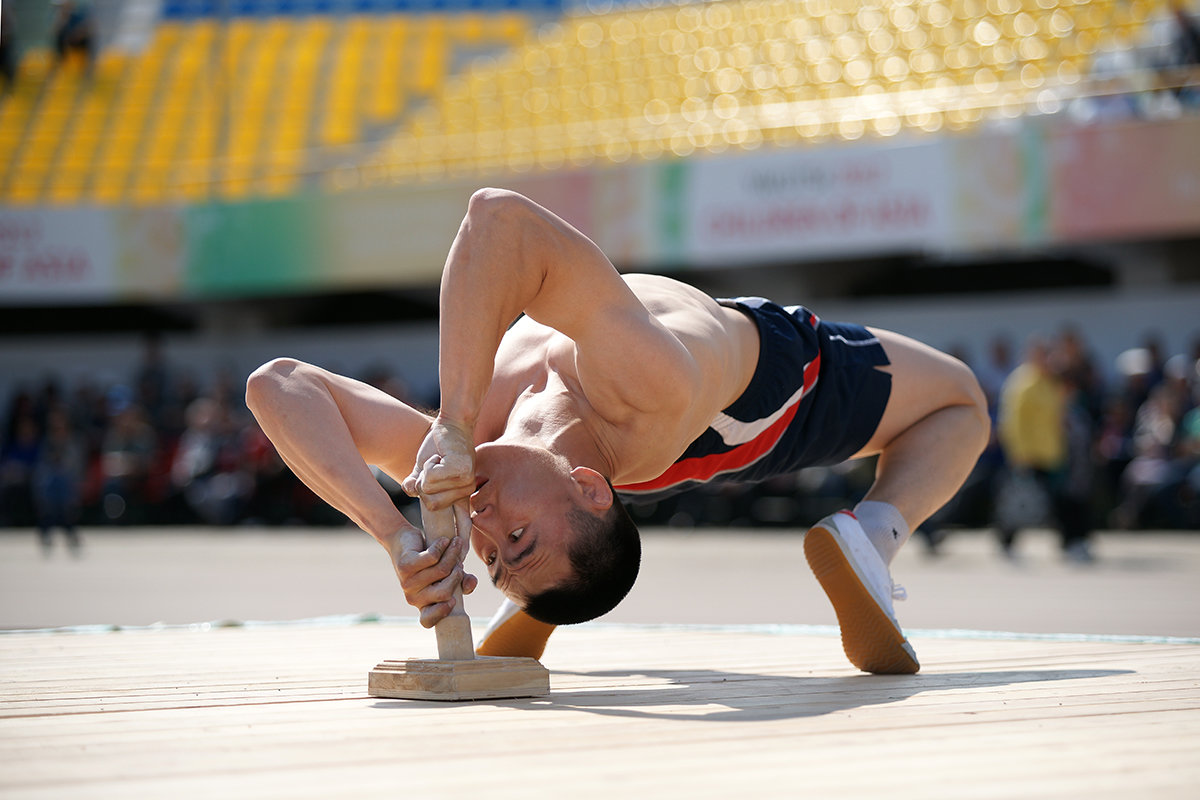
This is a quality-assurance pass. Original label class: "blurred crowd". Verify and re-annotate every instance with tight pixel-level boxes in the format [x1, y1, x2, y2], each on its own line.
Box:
[2, 327, 1199, 555]
[0, 338, 427, 550]
[929, 327, 1200, 562]
[1073, 0, 1200, 122]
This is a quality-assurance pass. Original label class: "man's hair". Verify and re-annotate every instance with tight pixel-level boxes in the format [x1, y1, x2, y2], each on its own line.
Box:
[522, 488, 641, 626]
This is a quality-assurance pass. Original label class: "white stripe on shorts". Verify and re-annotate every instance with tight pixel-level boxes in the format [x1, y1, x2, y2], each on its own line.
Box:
[827, 334, 881, 347]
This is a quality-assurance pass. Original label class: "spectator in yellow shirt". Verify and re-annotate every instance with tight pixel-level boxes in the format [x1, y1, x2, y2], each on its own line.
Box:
[996, 336, 1067, 557]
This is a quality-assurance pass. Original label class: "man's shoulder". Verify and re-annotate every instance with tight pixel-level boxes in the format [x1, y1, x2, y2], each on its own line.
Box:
[623, 272, 714, 303]
[622, 274, 736, 334]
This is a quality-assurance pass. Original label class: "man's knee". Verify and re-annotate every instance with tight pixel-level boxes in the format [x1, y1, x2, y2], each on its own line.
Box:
[949, 357, 991, 456]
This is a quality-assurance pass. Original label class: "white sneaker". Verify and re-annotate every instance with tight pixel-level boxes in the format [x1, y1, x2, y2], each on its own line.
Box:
[804, 511, 919, 674]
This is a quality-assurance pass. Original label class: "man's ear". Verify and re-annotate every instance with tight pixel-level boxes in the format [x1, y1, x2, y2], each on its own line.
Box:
[569, 466, 613, 512]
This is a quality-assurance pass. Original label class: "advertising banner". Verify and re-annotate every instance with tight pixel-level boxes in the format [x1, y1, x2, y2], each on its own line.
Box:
[2, 115, 1198, 306]
[0, 207, 184, 302]
[680, 141, 952, 265]
[1049, 116, 1200, 242]
[0, 208, 114, 300]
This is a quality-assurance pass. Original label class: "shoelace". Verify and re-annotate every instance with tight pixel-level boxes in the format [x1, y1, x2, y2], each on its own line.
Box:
[891, 583, 908, 602]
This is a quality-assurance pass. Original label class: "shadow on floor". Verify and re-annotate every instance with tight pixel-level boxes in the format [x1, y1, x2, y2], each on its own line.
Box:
[372, 667, 1132, 721]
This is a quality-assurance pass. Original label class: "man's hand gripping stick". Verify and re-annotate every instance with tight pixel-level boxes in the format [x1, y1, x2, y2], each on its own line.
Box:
[367, 497, 551, 701]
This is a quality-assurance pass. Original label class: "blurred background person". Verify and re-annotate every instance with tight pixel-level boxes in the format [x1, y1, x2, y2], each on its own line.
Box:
[170, 396, 250, 526]
[996, 334, 1101, 562]
[1056, 368, 1098, 563]
[1, 405, 40, 528]
[995, 336, 1065, 559]
[98, 392, 157, 524]
[31, 406, 85, 556]
[974, 335, 1016, 412]
[1114, 353, 1199, 528]
[0, 4, 18, 95]
[51, 0, 95, 72]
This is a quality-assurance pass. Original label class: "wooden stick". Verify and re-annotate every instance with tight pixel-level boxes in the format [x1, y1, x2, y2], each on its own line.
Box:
[420, 499, 475, 661]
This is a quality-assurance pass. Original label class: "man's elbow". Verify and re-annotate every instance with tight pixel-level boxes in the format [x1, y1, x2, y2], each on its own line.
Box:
[468, 186, 519, 214]
[245, 357, 302, 415]
[466, 187, 537, 235]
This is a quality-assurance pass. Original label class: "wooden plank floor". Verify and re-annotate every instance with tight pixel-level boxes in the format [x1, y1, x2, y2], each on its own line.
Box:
[3, 622, 1198, 799]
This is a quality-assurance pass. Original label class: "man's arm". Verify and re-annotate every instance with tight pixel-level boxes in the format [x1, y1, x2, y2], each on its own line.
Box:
[410, 188, 695, 504]
[245, 358, 475, 626]
[437, 188, 692, 425]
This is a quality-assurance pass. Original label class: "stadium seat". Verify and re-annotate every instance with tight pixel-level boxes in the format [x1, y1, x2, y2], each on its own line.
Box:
[0, 0, 1180, 205]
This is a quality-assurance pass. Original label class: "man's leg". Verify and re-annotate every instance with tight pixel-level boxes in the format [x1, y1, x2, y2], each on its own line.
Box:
[806, 328, 989, 674]
[856, 328, 991, 534]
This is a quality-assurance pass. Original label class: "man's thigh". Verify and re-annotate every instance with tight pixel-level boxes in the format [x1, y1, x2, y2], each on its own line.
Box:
[851, 328, 985, 457]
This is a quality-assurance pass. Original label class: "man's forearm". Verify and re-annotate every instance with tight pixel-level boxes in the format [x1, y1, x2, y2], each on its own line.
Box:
[246, 360, 410, 542]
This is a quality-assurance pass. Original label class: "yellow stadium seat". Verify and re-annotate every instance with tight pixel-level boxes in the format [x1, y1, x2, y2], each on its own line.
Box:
[91, 170, 127, 203]
[45, 171, 88, 204]
[7, 181, 44, 204]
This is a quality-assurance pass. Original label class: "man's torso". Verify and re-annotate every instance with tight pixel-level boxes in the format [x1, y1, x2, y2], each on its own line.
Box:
[473, 274, 761, 485]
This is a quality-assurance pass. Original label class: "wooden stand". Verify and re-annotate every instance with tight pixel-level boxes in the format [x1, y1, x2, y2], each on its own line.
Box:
[367, 500, 551, 702]
[368, 656, 550, 701]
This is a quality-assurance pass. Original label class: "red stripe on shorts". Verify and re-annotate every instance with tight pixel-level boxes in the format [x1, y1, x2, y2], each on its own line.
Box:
[617, 351, 821, 494]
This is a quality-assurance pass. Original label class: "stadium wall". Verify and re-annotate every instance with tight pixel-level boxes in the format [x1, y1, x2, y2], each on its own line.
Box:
[2, 114, 1199, 303]
[1, 280, 1197, 410]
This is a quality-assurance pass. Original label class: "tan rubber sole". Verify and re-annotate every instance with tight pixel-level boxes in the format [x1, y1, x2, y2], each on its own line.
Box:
[804, 524, 920, 675]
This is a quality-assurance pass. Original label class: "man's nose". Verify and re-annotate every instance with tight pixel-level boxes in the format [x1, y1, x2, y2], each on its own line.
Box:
[469, 508, 501, 540]
[469, 490, 490, 514]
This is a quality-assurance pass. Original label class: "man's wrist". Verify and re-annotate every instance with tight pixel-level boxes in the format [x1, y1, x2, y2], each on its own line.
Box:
[369, 514, 417, 549]
[433, 407, 477, 435]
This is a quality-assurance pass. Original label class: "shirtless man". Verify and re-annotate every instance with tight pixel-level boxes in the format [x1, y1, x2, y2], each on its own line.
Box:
[246, 188, 989, 675]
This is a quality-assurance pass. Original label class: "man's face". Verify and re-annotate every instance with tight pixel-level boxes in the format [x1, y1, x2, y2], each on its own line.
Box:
[468, 443, 578, 605]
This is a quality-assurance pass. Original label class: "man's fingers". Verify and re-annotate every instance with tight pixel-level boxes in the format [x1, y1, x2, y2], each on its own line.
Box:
[418, 487, 471, 511]
[409, 563, 466, 622]
[418, 466, 472, 494]
[397, 535, 450, 573]
[453, 501, 472, 544]
[397, 537, 467, 600]
[434, 534, 466, 572]
[418, 598, 455, 628]
[406, 460, 473, 508]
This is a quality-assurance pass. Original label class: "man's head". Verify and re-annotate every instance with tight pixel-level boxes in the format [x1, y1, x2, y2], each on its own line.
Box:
[469, 443, 641, 625]
[522, 497, 641, 625]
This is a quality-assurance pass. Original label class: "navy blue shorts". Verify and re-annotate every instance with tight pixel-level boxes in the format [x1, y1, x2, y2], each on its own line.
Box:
[615, 297, 891, 501]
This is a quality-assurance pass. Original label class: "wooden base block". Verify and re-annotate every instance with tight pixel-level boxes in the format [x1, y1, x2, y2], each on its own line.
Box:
[367, 656, 550, 701]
